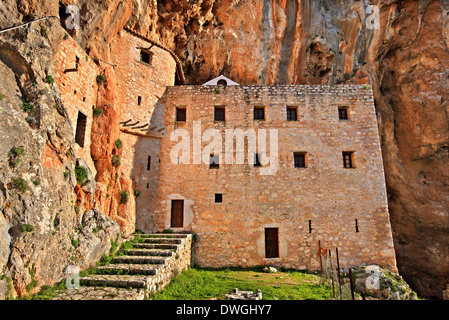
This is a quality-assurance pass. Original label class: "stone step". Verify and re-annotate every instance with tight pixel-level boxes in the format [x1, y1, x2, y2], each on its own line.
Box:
[95, 263, 160, 275]
[132, 243, 179, 250]
[52, 286, 145, 300]
[141, 238, 182, 244]
[125, 248, 173, 257]
[133, 233, 189, 239]
[111, 255, 167, 264]
[80, 275, 151, 289]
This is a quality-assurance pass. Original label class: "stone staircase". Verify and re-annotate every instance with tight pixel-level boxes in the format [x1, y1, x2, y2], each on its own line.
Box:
[53, 233, 193, 300]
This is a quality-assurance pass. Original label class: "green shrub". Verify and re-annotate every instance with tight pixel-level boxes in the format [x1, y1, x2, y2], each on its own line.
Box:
[45, 75, 55, 84]
[9, 146, 25, 156]
[120, 190, 129, 204]
[40, 26, 48, 37]
[93, 108, 104, 117]
[134, 190, 140, 197]
[110, 234, 120, 254]
[214, 88, 220, 94]
[74, 165, 88, 185]
[26, 268, 38, 291]
[63, 171, 69, 179]
[53, 215, 60, 230]
[21, 101, 35, 113]
[112, 155, 120, 167]
[96, 74, 107, 84]
[12, 178, 29, 192]
[98, 254, 112, 266]
[19, 224, 34, 233]
[74, 205, 79, 214]
[33, 179, 40, 186]
[115, 139, 122, 149]
[70, 236, 79, 248]
[8, 146, 25, 167]
[0, 92, 5, 101]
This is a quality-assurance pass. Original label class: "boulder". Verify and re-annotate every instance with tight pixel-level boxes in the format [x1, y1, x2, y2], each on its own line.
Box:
[352, 265, 418, 300]
[263, 266, 277, 273]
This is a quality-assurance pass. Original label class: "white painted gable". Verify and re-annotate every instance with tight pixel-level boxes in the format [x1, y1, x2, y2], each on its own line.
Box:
[202, 75, 239, 86]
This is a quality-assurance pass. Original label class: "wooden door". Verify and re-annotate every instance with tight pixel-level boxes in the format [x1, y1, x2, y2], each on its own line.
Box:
[265, 228, 279, 258]
[171, 200, 184, 228]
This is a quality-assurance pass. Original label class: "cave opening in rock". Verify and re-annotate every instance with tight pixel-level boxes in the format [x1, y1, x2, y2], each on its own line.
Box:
[58, 2, 70, 30]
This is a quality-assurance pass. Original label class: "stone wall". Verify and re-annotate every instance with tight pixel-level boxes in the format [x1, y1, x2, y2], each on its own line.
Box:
[145, 234, 193, 294]
[111, 29, 176, 124]
[110, 30, 176, 233]
[149, 84, 397, 272]
[53, 36, 99, 177]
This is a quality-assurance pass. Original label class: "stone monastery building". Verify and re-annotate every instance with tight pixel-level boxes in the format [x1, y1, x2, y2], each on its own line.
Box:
[54, 27, 397, 272]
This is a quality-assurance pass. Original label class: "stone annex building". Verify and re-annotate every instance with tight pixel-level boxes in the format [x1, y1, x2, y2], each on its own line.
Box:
[54, 27, 397, 272]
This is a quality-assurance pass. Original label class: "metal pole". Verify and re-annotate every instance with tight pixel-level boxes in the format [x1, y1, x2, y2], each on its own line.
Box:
[336, 247, 342, 300]
[328, 250, 335, 298]
[349, 268, 355, 300]
[94, 58, 117, 67]
[318, 240, 323, 274]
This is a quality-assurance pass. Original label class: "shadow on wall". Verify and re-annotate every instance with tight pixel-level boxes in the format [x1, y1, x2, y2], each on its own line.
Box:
[128, 97, 167, 233]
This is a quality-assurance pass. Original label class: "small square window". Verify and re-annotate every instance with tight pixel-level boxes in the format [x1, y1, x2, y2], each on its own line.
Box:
[287, 107, 298, 121]
[215, 193, 223, 203]
[176, 107, 186, 122]
[254, 107, 265, 120]
[343, 151, 355, 168]
[294, 152, 308, 168]
[338, 106, 349, 120]
[140, 50, 153, 65]
[214, 106, 225, 121]
[209, 154, 219, 169]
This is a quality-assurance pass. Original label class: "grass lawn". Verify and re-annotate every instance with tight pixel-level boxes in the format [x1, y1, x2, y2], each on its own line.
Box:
[152, 267, 333, 300]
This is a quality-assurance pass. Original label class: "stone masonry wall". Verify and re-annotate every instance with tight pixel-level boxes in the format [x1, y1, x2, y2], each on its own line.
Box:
[110, 30, 176, 233]
[53, 36, 99, 176]
[111, 29, 176, 124]
[146, 234, 193, 294]
[151, 84, 398, 272]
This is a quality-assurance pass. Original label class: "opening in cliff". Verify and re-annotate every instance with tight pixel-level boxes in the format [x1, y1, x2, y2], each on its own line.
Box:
[75, 111, 87, 147]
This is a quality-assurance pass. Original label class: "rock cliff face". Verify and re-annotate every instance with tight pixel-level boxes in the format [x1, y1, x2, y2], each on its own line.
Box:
[0, 11, 120, 298]
[0, 0, 448, 299]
